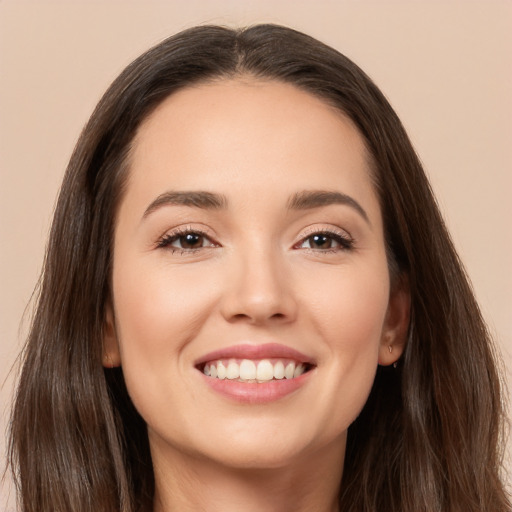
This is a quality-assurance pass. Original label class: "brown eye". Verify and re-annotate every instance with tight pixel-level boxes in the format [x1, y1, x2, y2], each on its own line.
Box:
[298, 231, 354, 251]
[307, 234, 335, 249]
[177, 233, 204, 249]
[157, 230, 216, 251]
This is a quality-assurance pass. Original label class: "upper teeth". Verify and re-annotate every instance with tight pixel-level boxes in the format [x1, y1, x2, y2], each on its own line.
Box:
[203, 359, 306, 382]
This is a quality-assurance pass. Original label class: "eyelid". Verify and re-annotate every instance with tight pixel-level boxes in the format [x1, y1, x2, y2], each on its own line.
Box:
[293, 225, 355, 251]
[296, 224, 353, 242]
[155, 224, 219, 251]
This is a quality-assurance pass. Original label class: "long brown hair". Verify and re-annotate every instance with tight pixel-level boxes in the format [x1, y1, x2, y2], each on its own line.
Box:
[9, 24, 510, 512]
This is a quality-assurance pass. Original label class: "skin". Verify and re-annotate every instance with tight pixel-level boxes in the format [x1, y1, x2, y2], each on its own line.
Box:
[103, 79, 410, 512]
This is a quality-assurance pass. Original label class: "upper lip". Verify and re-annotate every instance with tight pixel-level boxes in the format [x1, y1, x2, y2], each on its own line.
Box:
[195, 343, 315, 366]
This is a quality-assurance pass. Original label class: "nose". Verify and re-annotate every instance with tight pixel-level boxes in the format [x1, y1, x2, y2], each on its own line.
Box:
[219, 246, 298, 325]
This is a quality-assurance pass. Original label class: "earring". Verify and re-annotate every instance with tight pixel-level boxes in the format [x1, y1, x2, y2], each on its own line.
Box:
[104, 353, 115, 369]
[388, 345, 399, 368]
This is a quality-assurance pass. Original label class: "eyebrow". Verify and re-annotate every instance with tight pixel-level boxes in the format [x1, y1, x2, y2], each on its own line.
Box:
[142, 188, 370, 226]
[287, 190, 371, 226]
[142, 191, 227, 219]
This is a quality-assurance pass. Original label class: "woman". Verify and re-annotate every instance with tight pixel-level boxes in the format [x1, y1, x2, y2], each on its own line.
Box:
[9, 24, 510, 512]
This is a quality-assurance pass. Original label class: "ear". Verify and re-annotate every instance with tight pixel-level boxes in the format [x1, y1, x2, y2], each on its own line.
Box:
[378, 275, 410, 366]
[102, 303, 122, 368]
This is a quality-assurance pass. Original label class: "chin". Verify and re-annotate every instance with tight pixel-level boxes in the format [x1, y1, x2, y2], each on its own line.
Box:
[193, 423, 328, 470]
[208, 444, 307, 471]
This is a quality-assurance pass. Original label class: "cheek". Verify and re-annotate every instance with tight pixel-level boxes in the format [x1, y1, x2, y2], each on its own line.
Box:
[110, 257, 219, 399]
[110, 275, 205, 445]
[300, 261, 389, 429]
[113, 262, 215, 350]
[303, 259, 390, 350]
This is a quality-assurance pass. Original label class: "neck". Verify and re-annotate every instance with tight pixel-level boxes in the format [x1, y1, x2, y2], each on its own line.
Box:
[151, 437, 345, 512]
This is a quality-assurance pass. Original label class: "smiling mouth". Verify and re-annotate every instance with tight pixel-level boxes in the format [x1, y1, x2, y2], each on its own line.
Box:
[198, 358, 315, 383]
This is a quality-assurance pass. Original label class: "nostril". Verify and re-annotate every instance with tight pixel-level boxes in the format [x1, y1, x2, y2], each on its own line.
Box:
[228, 312, 288, 323]
[219, 279, 298, 324]
[231, 313, 251, 321]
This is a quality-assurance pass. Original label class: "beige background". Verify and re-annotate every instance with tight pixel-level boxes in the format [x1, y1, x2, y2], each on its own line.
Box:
[1, 1, 511, 508]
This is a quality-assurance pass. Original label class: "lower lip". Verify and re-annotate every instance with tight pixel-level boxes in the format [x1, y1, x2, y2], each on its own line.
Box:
[200, 371, 313, 404]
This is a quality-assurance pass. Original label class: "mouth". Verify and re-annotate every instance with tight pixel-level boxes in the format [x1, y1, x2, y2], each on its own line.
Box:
[198, 358, 314, 383]
[194, 343, 316, 403]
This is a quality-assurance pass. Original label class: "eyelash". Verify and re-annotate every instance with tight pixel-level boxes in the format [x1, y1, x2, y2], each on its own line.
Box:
[156, 227, 216, 253]
[295, 228, 354, 253]
[156, 227, 354, 254]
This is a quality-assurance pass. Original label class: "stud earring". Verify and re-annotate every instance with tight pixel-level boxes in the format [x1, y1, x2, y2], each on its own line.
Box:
[104, 353, 115, 369]
[388, 345, 399, 368]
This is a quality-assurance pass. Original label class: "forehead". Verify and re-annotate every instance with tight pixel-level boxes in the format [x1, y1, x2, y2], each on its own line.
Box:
[132, 78, 368, 165]
[125, 78, 379, 220]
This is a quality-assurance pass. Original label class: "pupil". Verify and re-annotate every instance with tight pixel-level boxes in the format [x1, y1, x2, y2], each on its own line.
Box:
[182, 233, 202, 248]
[312, 234, 330, 248]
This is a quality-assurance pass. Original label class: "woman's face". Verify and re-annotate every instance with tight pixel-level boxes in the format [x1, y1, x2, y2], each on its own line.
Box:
[105, 79, 408, 470]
